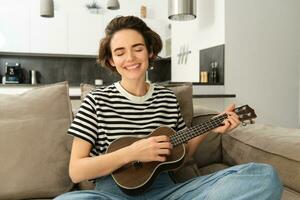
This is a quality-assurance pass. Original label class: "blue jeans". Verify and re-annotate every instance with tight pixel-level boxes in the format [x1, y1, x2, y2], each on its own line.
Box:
[54, 163, 283, 200]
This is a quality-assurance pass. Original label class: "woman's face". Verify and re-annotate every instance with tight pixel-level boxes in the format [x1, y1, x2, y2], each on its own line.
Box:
[109, 29, 152, 82]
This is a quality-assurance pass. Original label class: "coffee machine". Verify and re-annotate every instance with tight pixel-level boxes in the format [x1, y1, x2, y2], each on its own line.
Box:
[5, 62, 23, 84]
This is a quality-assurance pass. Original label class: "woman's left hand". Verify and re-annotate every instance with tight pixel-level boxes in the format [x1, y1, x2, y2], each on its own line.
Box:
[212, 103, 240, 134]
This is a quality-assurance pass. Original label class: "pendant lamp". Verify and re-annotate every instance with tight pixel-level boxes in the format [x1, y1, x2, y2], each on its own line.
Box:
[40, 0, 54, 18]
[168, 0, 196, 21]
[107, 0, 120, 10]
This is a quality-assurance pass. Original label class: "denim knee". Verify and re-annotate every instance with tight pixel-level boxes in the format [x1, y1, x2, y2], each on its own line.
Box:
[254, 163, 283, 198]
[53, 190, 102, 200]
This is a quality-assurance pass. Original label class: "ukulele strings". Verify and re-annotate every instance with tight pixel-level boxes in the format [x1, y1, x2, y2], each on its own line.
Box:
[170, 113, 228, 146]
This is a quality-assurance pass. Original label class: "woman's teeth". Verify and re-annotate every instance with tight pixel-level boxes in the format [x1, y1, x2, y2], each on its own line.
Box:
[126, 64, 139, 70]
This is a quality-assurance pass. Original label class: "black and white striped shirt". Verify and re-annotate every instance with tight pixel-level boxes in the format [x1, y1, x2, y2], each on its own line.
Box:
[68, 82, 186, 157]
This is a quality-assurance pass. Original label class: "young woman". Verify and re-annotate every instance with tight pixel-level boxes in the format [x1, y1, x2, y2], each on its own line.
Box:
[55, 16, 282, 200]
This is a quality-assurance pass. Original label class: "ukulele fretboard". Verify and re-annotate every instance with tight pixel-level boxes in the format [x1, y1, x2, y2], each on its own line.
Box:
[170, 114, 227, 146]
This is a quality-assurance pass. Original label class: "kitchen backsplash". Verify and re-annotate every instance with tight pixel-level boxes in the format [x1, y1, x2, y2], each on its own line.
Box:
[0, 55, 170, 86]
[199, 44, 224, 85]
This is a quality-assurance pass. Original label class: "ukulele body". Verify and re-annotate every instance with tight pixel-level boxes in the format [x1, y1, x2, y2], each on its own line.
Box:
[106, 126, 186, 195]
[105, 104, 257, 195]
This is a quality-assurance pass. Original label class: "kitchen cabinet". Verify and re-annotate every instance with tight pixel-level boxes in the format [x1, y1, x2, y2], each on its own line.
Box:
[68, 13, 104, 56]
[0, 6, 30, 53]
[0, 4, 170, 57]
[30, 11, 68, 54]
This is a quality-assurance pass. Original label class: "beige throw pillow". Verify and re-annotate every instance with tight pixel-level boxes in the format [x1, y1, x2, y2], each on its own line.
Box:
[80, 82, 193, 127]
[165, 83, 194, 127]
[0, 82, 74, 200]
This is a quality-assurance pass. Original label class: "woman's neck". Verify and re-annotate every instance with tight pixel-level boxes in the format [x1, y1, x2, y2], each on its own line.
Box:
[120, 79, 149, 97]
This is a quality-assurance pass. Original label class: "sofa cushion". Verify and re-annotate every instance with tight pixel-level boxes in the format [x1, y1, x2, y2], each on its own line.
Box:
[282, 187, 300, 200]
[0, 82, 74, 199]
[80, 83, 95, 102]
[222, 123, 300, 193]
[163, 83, 193, 127]
[197, 163, 229, 176]
[189, 114, 222, 168]
[80, 82, 194, 127]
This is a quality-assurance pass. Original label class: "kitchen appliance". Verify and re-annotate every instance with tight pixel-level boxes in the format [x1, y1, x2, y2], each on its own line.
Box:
[5, 62, 22, 84]
[29, 70, 37, 85]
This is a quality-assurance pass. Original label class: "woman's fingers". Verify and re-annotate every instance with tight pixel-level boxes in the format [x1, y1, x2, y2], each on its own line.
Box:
[157, 141, 173, 149]
[225, 103, 235, 112]
[153, 135, 170, 142]
[157, 149, 171, 156]
[155, 155, 167, 162]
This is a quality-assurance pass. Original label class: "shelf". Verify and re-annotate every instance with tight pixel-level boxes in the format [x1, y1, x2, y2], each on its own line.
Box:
[193, 94, 236, 98]
[192, 82, 224, 86]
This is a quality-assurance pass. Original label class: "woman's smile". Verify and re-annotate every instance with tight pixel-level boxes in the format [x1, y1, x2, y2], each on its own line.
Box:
[123, 63, 140, 70]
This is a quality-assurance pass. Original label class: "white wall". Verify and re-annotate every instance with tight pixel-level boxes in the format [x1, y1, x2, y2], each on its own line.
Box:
[171, 0, 225, 82]
[50, 0, 168, 24]
[298, 14, 300, 128]
[225, 0, 300, 128]
[53, 0, 168, 19]
[0, 0, 168, 24]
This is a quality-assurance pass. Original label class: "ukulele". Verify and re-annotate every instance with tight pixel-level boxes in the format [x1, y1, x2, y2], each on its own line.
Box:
[106, 105, 257, 195]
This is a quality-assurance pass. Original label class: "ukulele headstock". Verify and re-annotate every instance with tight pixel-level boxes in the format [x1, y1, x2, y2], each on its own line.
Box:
[234, 105, 257, 125]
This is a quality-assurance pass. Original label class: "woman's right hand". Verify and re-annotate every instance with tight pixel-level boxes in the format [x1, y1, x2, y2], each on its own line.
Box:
[127, 135, 173, 163]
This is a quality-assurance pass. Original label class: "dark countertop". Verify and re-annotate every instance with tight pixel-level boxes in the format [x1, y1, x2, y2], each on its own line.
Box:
[193, 94, 236, 98]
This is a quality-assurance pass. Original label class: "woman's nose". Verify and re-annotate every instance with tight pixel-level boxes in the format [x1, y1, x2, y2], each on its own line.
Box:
[126, 51, 135, 61]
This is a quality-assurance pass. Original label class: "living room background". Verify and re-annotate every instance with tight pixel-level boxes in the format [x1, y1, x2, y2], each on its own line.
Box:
[0, 0, 300, 128]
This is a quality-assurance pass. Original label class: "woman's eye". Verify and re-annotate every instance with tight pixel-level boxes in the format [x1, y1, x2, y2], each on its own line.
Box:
[115, 52, 124, 56]
[135, 49, 143, 52]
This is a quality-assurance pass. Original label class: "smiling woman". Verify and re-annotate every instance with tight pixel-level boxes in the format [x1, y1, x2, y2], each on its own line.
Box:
[54, 16, 282, 200]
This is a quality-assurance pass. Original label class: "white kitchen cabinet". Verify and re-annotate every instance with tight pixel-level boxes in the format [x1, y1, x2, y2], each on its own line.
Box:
[0, 6, 30, 53]
[30, 11, 68, 54]
[68, 13, 104, 56]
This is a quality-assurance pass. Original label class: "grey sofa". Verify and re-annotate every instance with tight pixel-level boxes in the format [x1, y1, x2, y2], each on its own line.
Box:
[0, 82, 299, 199]
[173, 110, 300, 200]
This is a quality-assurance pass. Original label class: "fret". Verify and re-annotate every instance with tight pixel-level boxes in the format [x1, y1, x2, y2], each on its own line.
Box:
[170, 113, 228, 146]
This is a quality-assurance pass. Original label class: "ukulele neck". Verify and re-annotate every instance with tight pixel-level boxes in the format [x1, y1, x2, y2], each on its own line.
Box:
[170, 114, 227, 146]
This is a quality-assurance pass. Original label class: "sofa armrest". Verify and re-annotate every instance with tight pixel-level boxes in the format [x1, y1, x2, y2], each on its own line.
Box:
[222, 123, 300, 193]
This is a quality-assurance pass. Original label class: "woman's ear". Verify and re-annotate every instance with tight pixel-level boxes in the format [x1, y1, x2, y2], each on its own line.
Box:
[108, 58, 115, 67]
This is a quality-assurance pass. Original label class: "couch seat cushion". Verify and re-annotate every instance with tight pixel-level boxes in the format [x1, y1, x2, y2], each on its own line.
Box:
[0, 82, 74, 199]
[282, 187, 300, 200]
[222, 123, 300, 193]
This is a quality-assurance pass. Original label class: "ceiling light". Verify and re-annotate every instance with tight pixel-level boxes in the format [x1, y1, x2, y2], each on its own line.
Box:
[107, 0, 120, 10]
[40, 0, 54, 18]
[168, 0, 196, 21]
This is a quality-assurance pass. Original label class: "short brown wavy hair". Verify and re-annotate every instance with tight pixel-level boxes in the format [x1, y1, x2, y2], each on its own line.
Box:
[97, 16, 162, 72]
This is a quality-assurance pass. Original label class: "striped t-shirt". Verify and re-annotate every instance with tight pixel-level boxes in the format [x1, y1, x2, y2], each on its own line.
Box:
[68, 82, 186, 157]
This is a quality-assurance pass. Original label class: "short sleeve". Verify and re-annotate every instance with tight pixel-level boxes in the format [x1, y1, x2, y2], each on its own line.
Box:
[176, 100, 187, 132]
[68, 93, 98, 145]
